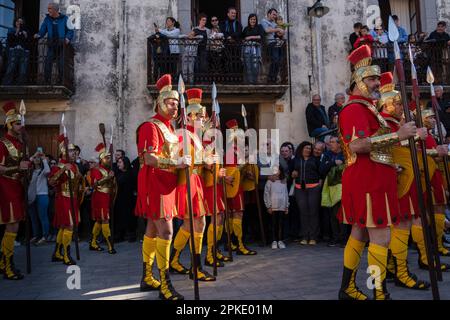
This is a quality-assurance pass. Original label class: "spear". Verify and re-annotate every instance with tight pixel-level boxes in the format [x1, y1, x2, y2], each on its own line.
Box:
[213, 84, 233, 262]
[61, 113, 80, 260]
[210, 83, 219, 276]
[427, 67, 450, 192]
[241, 104, 266, 246]
[408, 44, 442, 292]
[178, 75, 199, 300]
[19, 100, 31, 274]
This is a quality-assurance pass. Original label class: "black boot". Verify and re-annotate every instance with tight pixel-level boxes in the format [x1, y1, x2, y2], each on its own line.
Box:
[89, 238, 104, 252]
[51, 243, 64, 262]
[190, 254, 216, 281]
[140, 262, 161, 291]
[106, 237, 117, 254]
[0, 252, 4, 274]
[3, 255, 24, 280]
[63, 245, 77, 266]
[159, 269, 184, 300]
[169, 249, 189, 274]
[338, 267, 368, 300]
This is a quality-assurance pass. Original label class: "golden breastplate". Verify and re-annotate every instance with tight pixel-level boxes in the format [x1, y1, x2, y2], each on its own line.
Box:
[0, 137, 23, 180]
[59, 165, 80, 198]
[96, 167, 113, 194]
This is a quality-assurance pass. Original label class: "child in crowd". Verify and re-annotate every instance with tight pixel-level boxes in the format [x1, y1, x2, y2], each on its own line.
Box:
[264, 167, 289, 249]
[353, 25, 374, 49]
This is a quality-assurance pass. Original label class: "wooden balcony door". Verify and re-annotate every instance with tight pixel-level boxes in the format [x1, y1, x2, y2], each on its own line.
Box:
[25, 125, 60, 159]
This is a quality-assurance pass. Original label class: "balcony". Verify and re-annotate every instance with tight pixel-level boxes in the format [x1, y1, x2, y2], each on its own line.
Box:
[147, 37, 289, 101]
[371, 41, 450, 92]
[0, 38, 75, 100]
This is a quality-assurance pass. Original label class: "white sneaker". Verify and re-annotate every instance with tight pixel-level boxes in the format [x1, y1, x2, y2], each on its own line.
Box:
[14, 240, 21, 247]
[271, 241, 278, 249]
[278, 241, 286, 249]
[36, 237, 47, 245]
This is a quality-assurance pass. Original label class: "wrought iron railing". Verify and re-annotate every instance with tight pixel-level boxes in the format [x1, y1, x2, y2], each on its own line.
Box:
[0, 37, 75, 91]
[370, 41, 450, 85]
[147, 36, 288, 86]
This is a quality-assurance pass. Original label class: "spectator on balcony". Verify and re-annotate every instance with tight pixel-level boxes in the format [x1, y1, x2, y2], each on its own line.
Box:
[371, 25, 389, 61]
[2, 17, 30, 85]
[207, 16, 225, 76]
[189, 13, 210, 83]
[34, 2, 74, 85]
[262, 8, 285, 84]
[328, 92, 345, 130]
[220, 7, 243, 82]
[353, 25, 374, 49]
[392, 15, 408, 44]
[349, 22, 362, 49]
[426, 86, 450, 138]
[155, 17, 181, 79]
[242, 14, 265, 84]
[306, 94, 330, 139]
[426, 21, 450, 45]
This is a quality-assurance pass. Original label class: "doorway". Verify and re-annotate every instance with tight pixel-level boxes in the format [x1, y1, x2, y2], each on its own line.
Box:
[192, 0, 240, 27]
[205, 103, 258, 131]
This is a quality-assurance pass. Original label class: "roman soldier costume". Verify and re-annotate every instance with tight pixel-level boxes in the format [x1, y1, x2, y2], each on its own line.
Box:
[224, 119, 256, 256]
[87, 143, 116, 254]
[135, 74, 183, 300]
[0, 101, 26, 280]
[377, 72, 430, 290]
[338, 45, 402, 300]
[48, 135, 82, 266]
[170, 88, 215, 281]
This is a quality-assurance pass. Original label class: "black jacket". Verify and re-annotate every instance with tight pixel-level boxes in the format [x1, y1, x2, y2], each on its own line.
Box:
[427, 31, 450, 43]
[319, 150, 344, 178]
[293, 157, 321, 186]
[220, 19, 243, 41]
[7, 27, 30, 49]
[427, 98, 450, 137]
[306, 103, 329, 135]
[328, 103, 341, 125]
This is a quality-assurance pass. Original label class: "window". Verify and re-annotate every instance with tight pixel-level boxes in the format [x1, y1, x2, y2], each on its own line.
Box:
[0, 0, 15, 38]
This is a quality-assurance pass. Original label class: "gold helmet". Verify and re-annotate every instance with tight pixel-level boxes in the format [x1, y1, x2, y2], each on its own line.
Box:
[95, 143, 111, 167]
[422, 107, 436, 130]
[377, 72, 402, 115]
[348, 45, 381, 98]
[155, 74, 179, 118]
[2, 101, 21, 129]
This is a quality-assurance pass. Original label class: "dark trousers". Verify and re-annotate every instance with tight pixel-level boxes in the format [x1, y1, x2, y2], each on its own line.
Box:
[45, 44, 64, 84]
[295, 186, 321, 241]
[2, 47, 29, 85]
[287, 196, 301, 239]
[268, 44, 282, 83]
[329, 202, 349, 243]
[271, 211, 284, 242]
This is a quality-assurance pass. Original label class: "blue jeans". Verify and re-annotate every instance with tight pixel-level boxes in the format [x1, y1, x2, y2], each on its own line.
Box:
[2, 47, 29, 85]
[268, 44, 282, 83]
[243, 45, 261, 84]
[45, 43, 64, 84]
[310, 127, 329, 140]
[29, 195, 50, 238]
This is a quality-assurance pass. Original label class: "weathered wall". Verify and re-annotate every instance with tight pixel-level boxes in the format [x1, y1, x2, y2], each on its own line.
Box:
[436, 0, 450, 22]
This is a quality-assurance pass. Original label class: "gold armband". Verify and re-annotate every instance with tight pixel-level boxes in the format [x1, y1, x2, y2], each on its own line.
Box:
[399, 134, 420, 147]
[96, 175, 113, 186]
[425, 149, 450, 158]
[156, 156, 178, 169]
[369, 132, 400, 149]
[3, 166, 20, 175]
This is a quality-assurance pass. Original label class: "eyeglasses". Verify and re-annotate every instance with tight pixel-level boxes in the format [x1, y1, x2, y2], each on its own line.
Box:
[211, 19, 218, 22]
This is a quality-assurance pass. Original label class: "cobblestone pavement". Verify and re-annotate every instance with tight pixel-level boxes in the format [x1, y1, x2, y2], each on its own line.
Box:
[1, 239, 449, 300]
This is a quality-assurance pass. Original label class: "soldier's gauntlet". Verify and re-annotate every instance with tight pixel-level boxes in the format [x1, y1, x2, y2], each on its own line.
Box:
[369, 132, 400, 150]
[2, 166, 20, 175]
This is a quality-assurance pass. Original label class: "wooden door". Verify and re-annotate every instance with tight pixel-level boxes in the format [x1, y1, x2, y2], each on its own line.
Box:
[25, 125, 60, 159]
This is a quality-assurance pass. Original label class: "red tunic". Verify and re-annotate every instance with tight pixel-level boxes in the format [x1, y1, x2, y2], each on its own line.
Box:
[135, 114, 178, 221]
[339, 96, 400, 228]
[425, 134, 446, 205]
[176, 125, 208, 219]
[88, 166, 112, 220]
[0, 134, 25, 224]
[49, 160, 81, 228]
[381, 112, 419, 220]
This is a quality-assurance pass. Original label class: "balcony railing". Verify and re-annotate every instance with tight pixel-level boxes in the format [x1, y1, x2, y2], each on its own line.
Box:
[0, 37, 75, 97]
[370, 41, 450, 86]
[147, 36, 289, 87]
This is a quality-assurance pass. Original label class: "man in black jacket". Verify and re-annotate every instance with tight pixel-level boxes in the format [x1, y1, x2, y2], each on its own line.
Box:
[328, 93, 346, 129]
[426, 85, 450, 139]
[426, 21, 450, 45]
[220, 7, 243, 81]
[306, 94, 330, 139]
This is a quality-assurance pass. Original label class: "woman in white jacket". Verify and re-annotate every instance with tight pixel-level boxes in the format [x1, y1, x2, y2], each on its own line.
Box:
[264, 167, 289, 249]
[28, 152, 51, 244]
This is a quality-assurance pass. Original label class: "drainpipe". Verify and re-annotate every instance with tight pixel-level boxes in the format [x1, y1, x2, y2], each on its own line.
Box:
[116, 0, 127, 148]
[286, 0, 293, 112]
[314, 17, 324, 99]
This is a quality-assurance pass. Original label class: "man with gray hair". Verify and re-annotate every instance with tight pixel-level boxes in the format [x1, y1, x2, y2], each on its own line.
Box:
[426, 85, 450, 140]
[34, 2, 74, 84]
[328, 93, 346, 129]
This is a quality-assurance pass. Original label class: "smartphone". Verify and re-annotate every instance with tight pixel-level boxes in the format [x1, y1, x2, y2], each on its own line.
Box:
[37, 147, 43, 153]
[154, 23, 158, 28]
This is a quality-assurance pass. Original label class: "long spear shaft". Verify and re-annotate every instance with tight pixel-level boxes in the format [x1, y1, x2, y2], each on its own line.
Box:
[409, 48, 442, 290]
[178, 76, 199, 300]
[211, 94, 218, 276]
[19, 100, 31, 274]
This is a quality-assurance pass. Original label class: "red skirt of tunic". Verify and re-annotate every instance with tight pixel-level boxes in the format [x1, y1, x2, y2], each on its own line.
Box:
[227, 187, 245, 212]
[176, 174, 207, 219]
[203, 183, 226, 215]
[0, 176, 24, 224]
[427, 170, 447, 206]
[91, 191, 111, 220]
[338, 155, 400, 228]
[53, 194, 80, 228]
[398, 178, 420, 221]
[135, 166, 178, 221]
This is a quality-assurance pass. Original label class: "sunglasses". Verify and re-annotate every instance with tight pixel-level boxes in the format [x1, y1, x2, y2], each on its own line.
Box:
[211, 19, 218, 22]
